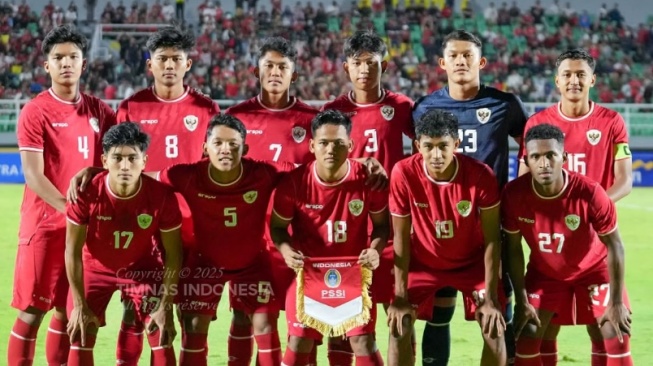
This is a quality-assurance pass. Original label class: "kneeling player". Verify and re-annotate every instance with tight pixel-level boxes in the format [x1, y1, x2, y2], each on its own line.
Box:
[270, 110, 390, 366]
[503, 124, 632, 366]
[65, 122, 182, 366]
[387, 109, 507, 366]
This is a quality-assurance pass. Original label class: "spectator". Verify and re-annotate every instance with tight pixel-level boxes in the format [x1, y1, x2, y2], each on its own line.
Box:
[508, 1, 520, 20]
[547, 0, 560, 16]
[530, 0, 544, 24]
[497, 2, 510, 25]
[65, 2, 78, 25]
[607, 3, 623, 26]
[578, 10, 592, 30]
[175, 0, 184, 22]
[162, 0, 174, 21]
[484, 2, 498, 25]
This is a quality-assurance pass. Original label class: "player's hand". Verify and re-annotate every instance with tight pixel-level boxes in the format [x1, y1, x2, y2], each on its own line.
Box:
[67, 167, 104, 203]
[513, 302, 541, 339]
[599, 303, 632, 343]
[279, 244, 305, 269]
[67, 305, 100, 347]
[475, 299, 506, 339]
[146, 302, 177, 347]
[387, 297, 415, 337]
[363, 157, 388, 191]
[358, 248, 380, 269]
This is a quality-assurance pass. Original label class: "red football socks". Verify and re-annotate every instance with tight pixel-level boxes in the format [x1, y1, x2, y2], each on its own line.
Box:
[7, 318, 38, 366]
[228, 323, 253, 366]
[282, 347, 311, 366]
[605, 335, 633, 366]
[180, 332, 208, 366]
[540, 339, 557, 366]
[116, 321, 144, 366]
[255, 331, 282, 366]
[67, 333, 97, 366]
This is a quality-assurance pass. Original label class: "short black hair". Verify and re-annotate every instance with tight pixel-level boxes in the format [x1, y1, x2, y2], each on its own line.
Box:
[102, 122, 150, 154]
[442, 30, 483, 52]
[311, 109, 352, 136]
[524, 124, 565, 146]
[415, 109, 459, 140]
[555, 48, 596, 71]
[146, 26, 195, 54]
[206, 114, 247, 143]
[258, 36, 297, 64]
[344, 30, 387, 59]
[42, 24, 88, 56]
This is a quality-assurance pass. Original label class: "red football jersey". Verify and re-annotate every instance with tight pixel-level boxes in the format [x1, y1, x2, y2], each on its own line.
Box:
[66, 172, 182, 272]
[389, 154, 500, 271]
[117, 87, 220, 171]
[225, 96, 317, 164]
[272, 160, 388, 258]
[501, 171, 617, 281]
[322, 90, 415, 172]
[521, 102, 629, 190]
[158, 158, 294, 270]
[17, 89, 116, 241]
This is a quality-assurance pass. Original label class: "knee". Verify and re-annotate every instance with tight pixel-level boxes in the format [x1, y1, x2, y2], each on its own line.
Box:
[349, 335, 376, 355]
[231, 310, 252, 326]
[182, 314, 211, 334]
[288, 335, 314, 353]
[18, 307, 46, 326]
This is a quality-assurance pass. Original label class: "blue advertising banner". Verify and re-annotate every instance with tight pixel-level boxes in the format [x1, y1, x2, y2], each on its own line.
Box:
[0, 152, 24, 184]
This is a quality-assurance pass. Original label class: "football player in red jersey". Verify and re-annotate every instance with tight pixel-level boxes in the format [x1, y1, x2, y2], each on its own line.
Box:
[271, 110, 389, 366]
[505, 124, 632, 366]
[518, 49, 633, 365]
[387, 109, 506, 366]
[321, 29, 415, 364]
[9, 25, 116, 366]
[65, 122, 182, 366]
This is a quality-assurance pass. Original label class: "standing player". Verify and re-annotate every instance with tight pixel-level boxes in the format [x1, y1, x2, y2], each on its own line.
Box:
[518, 49, 633, 365]
[412, 30, 528, 365]
[9, 24, 116, 366]
[503, 124, 632, 366]
[270, 109, 389, 366]
[65, 122, 182, 366]
[115, 26, 220, 364]
[387, 110, 506, 366]
[321, 29, 415, 364]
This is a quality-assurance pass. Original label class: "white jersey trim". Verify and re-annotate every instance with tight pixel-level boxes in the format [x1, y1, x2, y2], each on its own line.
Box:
[18, 147, 44, 153]
[479, 201, 500, 210]
[423, 155, 459, 185]
[598, 225, 618, 237]
[346, 89, 387, 107]
[369, 205, 388, 214]
[105, 175, 143, 200]
[48, 88, 81, 105]
[160, 223, 182, 233]
[208, 162, 243, 187]
[272, 208, 293, 221]
[66, 217, 83, 226]
[390, 212, 411, 218]
[256, 95, 297, 111]
[152, 86, 190, 103]
[313, 160, 351, 187]
[531, 170, 569, 200]
[556, 101, 595, 122]
[502, 228, 520, 234]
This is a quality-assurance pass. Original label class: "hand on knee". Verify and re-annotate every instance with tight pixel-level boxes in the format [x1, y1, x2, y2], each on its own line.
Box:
[349, 335, 377, 355]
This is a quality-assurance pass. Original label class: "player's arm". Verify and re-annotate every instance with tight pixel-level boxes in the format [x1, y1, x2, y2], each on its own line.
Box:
[355, 157, 388, 190]
[358, 208, 390, 270]
[270, 212, 304, 269]
[21, 151, 66, 212]
[387, 214, 414, 336]
[606, 144, 633, 202]
[598, 228, 631, 341]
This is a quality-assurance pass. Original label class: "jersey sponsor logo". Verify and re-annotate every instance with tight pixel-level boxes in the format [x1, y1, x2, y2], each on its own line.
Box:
[137, 213, 153, 229]
[565, 214, 580, 231]
[89, 117, 100, 133]
[456, 200, 472, 217]
[518, 217, 535, 224]
[348, 199, 364, 216]
[324, 269, 342, 288]
[51, 122, 68, 128]
[247, 130, 263, 135]
[198, 193, 217, 199]
[586, 129, 602, 146]
[413, 201, 429, 208]
[96, 215, 112, 221]
[380, 105, 395, 121]
[342, 111, 357, 117]
[184, 115, 199, 131]
[292, 126, 307, 143]
[243, 190, 258, 204]
[528, 293, 540, 299]
[305, 204, 323, 209]
[140, 119, 159, 124]
[476, 108, 491, 124]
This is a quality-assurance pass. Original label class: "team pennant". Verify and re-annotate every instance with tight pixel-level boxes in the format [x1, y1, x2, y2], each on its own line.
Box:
[296, 257, 373, 337]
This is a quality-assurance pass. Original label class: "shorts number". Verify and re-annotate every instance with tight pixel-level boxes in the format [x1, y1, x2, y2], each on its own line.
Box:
[257, 281, 272, 304]
[224, 207, 237, 227]
[456, 129, 477, 153]
[566, 153, 586, 175]
[589, 283, 610, 307]
[326, 220, 347, 243]
[78, 136, 89, 159]
[113, 231, 134, 249]
[434, 220, 454, 239]
[538, 233, 565, 253]
[165, 135, 178, 158]
[364, 129, 379, 153]
[269, 144, 282, 162]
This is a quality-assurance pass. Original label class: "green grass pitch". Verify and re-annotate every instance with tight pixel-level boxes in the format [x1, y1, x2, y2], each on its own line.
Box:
[0, 185, 650, 364]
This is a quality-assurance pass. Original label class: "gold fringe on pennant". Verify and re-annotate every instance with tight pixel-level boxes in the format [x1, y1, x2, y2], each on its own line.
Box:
[296, 265, 374, 337]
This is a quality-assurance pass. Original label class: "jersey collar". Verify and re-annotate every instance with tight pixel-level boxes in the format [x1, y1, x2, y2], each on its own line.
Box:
[422, 155, 459, 185]
[531, 169, 569, 199]
[313, 160, 351, 187]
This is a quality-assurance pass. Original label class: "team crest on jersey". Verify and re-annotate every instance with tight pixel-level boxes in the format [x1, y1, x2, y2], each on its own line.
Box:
[587, 129, 602, 146]
[380, 105, 395, 121]
[324, 269, 342, 288]
[565, 214, 580, 231]
[184, 115, 199, 131]
[348, 199, 364, 217]
[292, 126, 307, 143]
[89, 117, 100, 133]
[243, 190, 258, 204]
[456, 200, 472, 217]
[137, 214, 153, 229]
[476, 108, 491, 124]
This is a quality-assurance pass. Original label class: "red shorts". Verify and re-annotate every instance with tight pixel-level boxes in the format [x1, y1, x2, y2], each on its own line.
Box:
[66, 266, 162, 326]
[408, 262, 505, 321]
[369, 245, 394, 304]
[178, 250, 279, 317]
[285, 279, 377, 341]
[265, 246, 297, 311]
[12, 226, 69, 311]
[526, 269, 631, 325]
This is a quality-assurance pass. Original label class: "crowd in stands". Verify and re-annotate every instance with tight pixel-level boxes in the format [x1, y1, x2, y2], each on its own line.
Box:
[1, 0, 653, 103]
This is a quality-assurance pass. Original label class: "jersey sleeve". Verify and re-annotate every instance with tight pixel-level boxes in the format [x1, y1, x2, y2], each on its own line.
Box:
[272, 174, 297, 221]
[389, 164, 411, 217]
[401, 99, 416, 139]
[66, 186, 92, 226]
[159, 188, 182, 232]
[611, 113, 630, 160]
[116, 100, 129, 123]
[506, 94, 529, 138]
[100, 101, 117, 134]
[519, 118, 537, 161]
[209, 101, 221, 116]
[368, 188, 389, 214]
[588, 183, 618, 236]
[411, 96, 427, 123]
[157, 164, 187, 191]
[500, 187, 520, 233]
[476, 164, 500, 209]
[16, 102, 46, 151]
